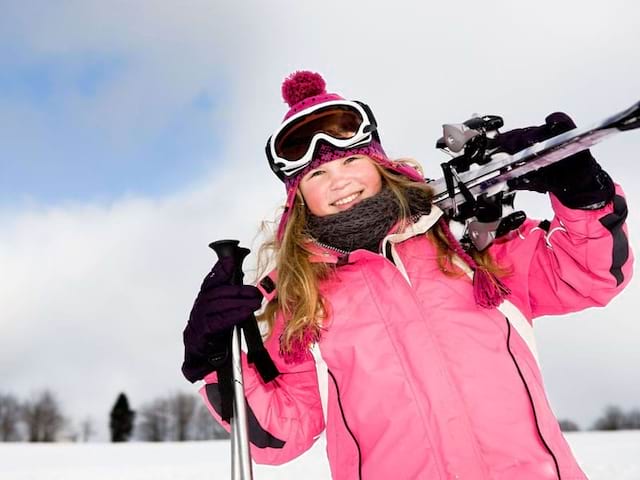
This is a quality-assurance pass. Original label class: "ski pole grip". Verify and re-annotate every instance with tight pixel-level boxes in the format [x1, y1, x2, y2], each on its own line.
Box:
[209, 240, 280, 385]
[209, 239, 251, 286]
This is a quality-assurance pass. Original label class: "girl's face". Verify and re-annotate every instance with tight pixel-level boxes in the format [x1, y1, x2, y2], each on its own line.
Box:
[298, 155, 383, 217]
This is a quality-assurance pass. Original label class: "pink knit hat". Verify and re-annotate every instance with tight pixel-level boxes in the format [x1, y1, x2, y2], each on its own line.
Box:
[273, 71, 424, 240]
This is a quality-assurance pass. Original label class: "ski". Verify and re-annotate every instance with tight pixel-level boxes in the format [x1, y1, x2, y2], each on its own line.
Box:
[430, 100, 640, 215]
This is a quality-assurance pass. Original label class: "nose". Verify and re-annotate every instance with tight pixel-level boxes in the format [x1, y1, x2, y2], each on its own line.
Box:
[329, 175, 350, 192]
[327, 166, 350, 191]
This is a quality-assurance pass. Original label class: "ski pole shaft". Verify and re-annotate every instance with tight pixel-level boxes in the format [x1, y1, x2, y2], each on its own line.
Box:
[209, 239, 253, 480]
[231, 325, 249, 479]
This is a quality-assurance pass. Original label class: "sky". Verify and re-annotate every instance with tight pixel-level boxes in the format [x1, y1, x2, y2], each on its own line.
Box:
[1, 0, 639, 440]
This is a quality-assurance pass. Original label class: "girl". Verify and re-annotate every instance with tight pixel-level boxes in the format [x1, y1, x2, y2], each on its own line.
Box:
[182, 71, 633, 479]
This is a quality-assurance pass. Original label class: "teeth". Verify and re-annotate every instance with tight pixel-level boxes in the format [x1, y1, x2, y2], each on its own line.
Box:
[334, 192, 360, 206]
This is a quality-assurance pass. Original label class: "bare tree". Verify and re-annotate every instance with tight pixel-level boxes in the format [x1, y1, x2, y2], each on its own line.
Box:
[0, 392, 23, 441]
[135, 392, 229, 441]
[191, 402, 230, 440]
[623, 408, 640, 429]
[22, 390, 66, 442]
[169, 392, 197, 441]
[80, 417, 96, 442]
[558, 419, 580, 432]
[592, 405, 627, 431]
[137, 398, 171, 441]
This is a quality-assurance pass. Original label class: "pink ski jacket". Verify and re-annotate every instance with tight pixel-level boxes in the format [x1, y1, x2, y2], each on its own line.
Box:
[201, 189, 632, 480]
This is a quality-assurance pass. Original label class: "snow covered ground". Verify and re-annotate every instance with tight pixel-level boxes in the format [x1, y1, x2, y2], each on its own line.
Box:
[1, 431, 638, 480]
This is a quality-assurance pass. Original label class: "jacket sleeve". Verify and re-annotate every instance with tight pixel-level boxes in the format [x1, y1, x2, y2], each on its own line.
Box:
[490, 184, 633, 320]
[198, 309, 325, 465]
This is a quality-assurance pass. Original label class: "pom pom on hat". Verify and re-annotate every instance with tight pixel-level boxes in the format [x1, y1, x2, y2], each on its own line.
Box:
[281, 71, 327, 107]
[280, 71, 343, 121]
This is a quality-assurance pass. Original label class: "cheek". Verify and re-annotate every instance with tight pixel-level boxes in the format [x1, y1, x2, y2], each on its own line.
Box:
[299, 183, 328, 216]
[363, 168, 383, 193]
[371, 173, 383, 192]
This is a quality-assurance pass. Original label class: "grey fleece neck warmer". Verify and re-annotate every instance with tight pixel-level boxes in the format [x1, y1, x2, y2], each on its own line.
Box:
[304, 186, 432, 253]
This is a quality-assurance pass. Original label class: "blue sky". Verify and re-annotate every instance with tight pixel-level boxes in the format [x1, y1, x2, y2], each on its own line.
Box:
[0, 46, 225, 205]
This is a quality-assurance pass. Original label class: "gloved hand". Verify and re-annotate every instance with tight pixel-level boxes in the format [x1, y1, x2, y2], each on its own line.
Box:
[181, 256, 263, 383]
[494, 112, 615, 209]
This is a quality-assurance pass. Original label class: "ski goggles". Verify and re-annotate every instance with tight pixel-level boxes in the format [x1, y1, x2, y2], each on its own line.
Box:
[266, 100, 379, 181]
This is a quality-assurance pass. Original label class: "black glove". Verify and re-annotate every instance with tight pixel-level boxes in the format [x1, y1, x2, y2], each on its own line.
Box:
[495, 112, 615, 209]
[181, 256, 263, 383]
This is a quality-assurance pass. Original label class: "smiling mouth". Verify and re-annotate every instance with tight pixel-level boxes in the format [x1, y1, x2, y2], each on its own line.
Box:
[332, 191, 363, 206]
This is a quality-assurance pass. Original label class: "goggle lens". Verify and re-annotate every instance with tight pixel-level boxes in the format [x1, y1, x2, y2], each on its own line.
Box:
[274, 106, 364, 162]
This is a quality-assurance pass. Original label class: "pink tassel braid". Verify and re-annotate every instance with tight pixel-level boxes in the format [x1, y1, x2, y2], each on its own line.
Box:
[438, 218, 510, 308]
[280, 327, 321, 364]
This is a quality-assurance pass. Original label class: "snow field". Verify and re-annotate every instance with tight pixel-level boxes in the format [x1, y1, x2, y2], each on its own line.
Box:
[1, 431, 638, 480]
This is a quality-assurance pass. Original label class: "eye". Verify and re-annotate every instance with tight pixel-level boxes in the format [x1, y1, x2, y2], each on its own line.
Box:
[305, 169, 324, 180]
[344, 156, 359, 164]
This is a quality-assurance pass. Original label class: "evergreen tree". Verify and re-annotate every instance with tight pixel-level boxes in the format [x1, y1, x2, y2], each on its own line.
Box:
[110, 393, 135, 442]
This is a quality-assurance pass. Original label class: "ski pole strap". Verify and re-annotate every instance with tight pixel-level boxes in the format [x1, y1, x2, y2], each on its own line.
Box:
[217, 352, 235, 422]
[242, 316, 280, 383]
[215, 317, 280, 423]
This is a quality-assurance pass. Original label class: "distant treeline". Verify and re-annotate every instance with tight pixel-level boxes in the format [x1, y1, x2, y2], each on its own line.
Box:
[559, 405, 640, 432]
[0, 390, 228, 442]
[3, 390, 640, 442]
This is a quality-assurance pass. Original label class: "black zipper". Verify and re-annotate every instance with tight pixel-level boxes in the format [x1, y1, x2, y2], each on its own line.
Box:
[504, 316, 561, 479]
[328, 369, 362, 479]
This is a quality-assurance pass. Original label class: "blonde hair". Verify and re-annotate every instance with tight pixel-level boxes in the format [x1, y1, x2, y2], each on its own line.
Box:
[256, 158, 508, 354]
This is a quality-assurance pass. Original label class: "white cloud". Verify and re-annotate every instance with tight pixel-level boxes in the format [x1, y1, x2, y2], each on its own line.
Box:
[0, 166, 283, 436]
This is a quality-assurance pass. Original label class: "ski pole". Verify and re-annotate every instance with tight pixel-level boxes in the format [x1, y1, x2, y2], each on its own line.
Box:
[209, 239, 253, 480]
